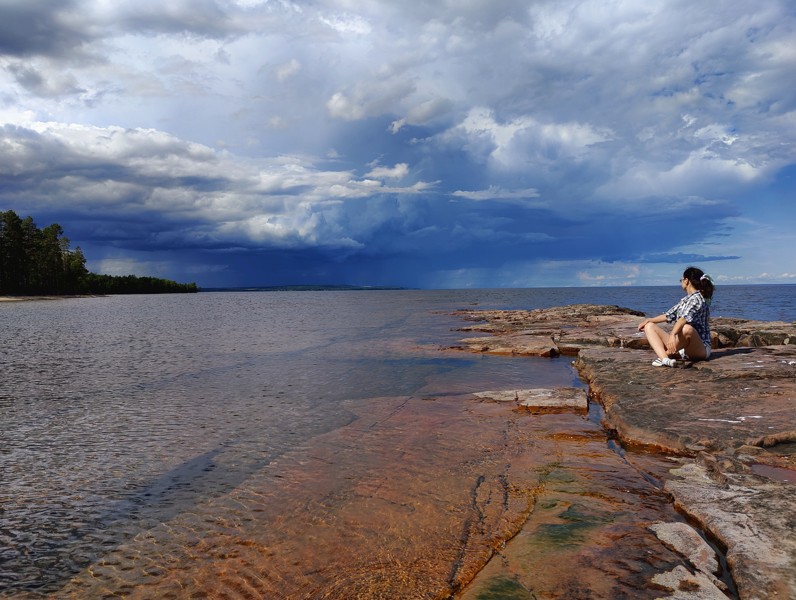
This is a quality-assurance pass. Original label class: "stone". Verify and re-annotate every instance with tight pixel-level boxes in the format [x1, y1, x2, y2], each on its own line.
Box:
[515, 387, 588, 410]
[649, 522, 720, 579]
[456, 334, 559, 357]
[450, 305, 796, 356]
[666, 463, 796, 600]
[574, 345, 796, 458]
[473, 387, 588, 410]
[573, 344, 796, 598]
[650, 565, 730, 600]
[448, 304, 796, 600]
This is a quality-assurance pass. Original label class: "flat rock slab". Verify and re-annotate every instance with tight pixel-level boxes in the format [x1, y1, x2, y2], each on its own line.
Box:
[665, 462, 796, 600]
[574, 343, 796, 600]
[649, 522, 721, 583]
[450, 304, 796, 357]
[457, 334, 559, 357]
[474, 387, 588, 411]
[449, 304, 796, 600]
[650, 565, 730, 600]
[575, 345, 796, 459]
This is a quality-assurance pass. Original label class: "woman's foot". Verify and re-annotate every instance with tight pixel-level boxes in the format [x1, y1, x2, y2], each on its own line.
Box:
[652, 357, 677, 367]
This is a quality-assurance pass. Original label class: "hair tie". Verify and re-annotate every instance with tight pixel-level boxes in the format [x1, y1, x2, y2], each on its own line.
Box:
[700, 274, 712, 282]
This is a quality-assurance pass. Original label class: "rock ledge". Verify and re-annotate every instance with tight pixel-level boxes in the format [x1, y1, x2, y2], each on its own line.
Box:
[448, 304, 796, 600]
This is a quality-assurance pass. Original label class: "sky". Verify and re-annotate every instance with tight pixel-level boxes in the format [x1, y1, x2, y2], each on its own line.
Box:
[0, 0, 794, 289]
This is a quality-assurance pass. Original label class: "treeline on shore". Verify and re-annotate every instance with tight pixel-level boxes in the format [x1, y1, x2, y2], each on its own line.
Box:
[0, 210, 198, 295]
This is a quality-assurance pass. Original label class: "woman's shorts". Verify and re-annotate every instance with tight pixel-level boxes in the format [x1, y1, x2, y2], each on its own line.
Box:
[679, 342, 711, 360]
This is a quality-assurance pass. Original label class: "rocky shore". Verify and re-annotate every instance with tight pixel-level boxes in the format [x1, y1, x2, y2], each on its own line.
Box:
[449, 304, 796, 600]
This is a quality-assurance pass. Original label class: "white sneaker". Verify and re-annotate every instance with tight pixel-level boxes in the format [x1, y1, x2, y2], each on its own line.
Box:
[652, 358, 677, 367]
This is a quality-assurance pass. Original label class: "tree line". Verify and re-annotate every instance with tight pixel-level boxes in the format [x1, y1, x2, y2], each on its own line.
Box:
[0, 210, 198, 295]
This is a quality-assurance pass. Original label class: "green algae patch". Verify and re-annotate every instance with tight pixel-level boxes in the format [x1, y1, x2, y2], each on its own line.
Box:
[474, 576, 533, 600]
[533, 502, 613, 548]
[540, 467, 576, 484]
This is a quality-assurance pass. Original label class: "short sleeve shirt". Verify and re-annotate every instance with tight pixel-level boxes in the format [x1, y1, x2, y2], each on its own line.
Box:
[665, 292, 711, 347]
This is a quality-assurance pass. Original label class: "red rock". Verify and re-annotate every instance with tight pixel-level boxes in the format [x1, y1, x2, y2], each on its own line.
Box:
[449, 304, 796, 600]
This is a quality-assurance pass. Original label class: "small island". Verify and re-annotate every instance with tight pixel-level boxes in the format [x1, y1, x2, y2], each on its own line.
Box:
[0, 210, 197, 296]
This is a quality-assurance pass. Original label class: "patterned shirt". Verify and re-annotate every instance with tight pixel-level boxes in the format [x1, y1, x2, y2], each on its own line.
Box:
[665, 291, 711, 347]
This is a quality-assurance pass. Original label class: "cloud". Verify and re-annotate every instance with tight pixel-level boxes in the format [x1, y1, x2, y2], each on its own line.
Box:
[390, 97, 454, 133]
[275, 58, 301, 82]
[326, 78, 417, 122]
[0, 0, 794, 287]
[716, 272, 796, 283]
[365, 163, 409, 180]
[637, 253, 741, 264]
[0, 0, 92, 58]
[94, 257, 172, 277]
[452, 186, 542, 203]
[318, 13, 372, 36]
[0, 118, 438, 256]
[440, 107, 613, 174]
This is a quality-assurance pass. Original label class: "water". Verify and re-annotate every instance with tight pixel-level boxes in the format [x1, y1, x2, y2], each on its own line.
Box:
[432, 284, 795, 322]
[1, 286, 793, 598]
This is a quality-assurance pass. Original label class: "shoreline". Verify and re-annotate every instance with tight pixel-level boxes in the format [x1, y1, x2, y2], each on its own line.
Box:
[449, 304, 796, 600]
[0, 295, 99, 302]
[0, 295, 64, 302]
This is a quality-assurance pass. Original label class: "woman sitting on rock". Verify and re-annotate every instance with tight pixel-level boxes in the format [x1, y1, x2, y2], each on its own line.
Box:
[638, 266, 715, 367]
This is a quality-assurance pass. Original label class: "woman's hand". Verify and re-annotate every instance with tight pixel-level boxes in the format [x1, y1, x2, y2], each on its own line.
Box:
[666, 334, 679, 354]
[637, 319, 650, 331]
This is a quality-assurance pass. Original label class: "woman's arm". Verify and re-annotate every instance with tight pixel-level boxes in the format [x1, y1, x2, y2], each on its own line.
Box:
[666, 317, 688, 353]
[670, 317, 687, 337]
[637, 314, 667, 330]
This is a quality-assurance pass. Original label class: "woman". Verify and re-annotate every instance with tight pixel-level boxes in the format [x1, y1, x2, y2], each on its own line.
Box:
[638, 266, 715, 367]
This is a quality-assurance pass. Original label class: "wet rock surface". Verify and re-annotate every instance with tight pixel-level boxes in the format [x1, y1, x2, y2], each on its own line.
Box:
[450, 304, 796, 600]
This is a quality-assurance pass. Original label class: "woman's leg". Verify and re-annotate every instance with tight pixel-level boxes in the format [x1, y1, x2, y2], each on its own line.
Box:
[676, 324, 708, 360]
[643, 322, 673, 360]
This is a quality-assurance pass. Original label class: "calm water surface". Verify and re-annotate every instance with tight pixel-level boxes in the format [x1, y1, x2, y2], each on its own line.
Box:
[1, 286, 793, 597]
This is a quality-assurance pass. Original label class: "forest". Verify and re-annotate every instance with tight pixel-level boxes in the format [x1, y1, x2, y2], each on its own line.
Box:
[0, 210, 198, 295]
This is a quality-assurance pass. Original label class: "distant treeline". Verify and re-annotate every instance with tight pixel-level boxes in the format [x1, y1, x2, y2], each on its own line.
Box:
[0, 210, 198, 295]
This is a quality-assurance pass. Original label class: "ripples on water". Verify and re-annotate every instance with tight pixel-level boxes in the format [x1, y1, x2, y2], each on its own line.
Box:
[0, 286, 792, 597]
[2, 291, 562, 596]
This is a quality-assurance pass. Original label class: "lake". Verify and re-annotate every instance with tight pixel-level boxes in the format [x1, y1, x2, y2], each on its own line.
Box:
[1, 286, 793, 598]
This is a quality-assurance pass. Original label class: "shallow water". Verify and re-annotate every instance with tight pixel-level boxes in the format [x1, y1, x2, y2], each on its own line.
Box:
[1, 287, 791, 597]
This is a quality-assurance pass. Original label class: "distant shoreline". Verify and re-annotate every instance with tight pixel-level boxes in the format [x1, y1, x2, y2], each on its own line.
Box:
[0, 295, 101, 302]
[1, 295, 68, 302]
[200, 285, 410, 292]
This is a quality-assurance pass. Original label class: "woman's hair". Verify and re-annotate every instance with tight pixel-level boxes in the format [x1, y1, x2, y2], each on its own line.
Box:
[683, 266, 714, 302]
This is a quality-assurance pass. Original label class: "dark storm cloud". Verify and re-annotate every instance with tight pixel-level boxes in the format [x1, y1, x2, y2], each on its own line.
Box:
[113, 0, 246, 38]
[0, 0, 91, 58]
